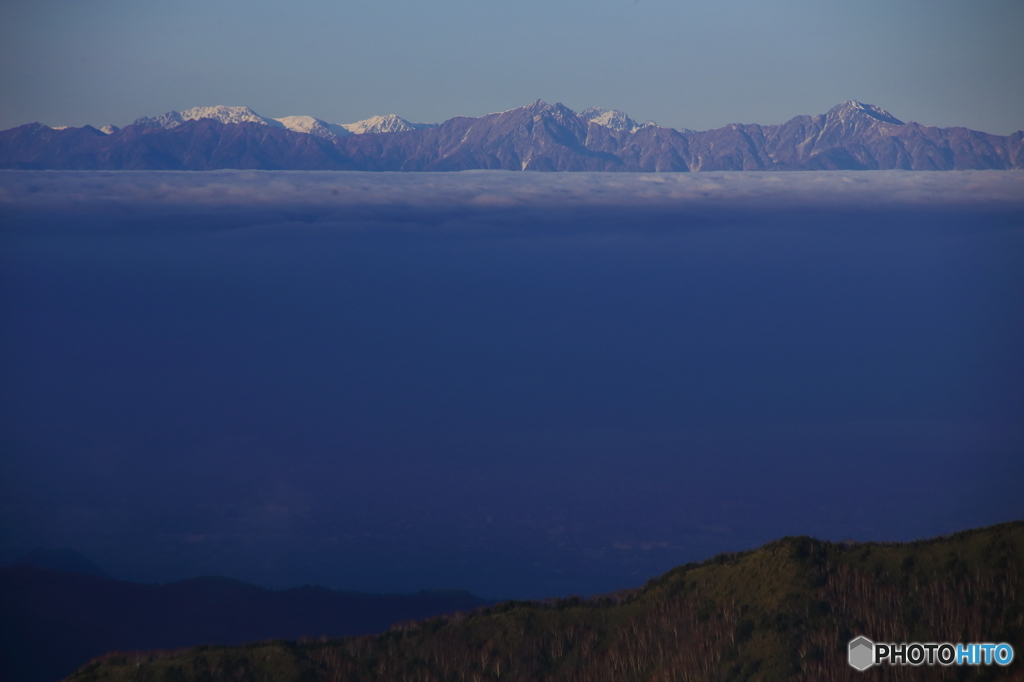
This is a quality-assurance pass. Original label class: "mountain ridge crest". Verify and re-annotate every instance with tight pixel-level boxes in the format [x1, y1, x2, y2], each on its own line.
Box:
[3, 100, 1021, 172]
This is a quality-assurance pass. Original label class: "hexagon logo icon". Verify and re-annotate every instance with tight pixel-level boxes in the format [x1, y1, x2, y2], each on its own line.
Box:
[848, 636, 874, 671]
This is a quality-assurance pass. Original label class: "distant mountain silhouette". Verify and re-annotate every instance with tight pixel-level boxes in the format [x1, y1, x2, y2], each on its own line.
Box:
[0, 567, 490, 682]
[2, 100, 1020, 171]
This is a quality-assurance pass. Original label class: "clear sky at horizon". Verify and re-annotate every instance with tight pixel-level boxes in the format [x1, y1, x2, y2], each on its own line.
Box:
[1, 0, 1022, 135]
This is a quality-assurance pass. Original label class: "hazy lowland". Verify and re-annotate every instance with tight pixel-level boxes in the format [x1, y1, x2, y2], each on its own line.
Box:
[1, 170, 1022, 680]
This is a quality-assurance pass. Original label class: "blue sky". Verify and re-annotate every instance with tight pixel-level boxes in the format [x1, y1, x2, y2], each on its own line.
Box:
[1, 0, 1022, 134]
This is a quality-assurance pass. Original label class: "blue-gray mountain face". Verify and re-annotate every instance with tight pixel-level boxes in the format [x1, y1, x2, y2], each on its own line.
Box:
[2, 100, 1021, 171]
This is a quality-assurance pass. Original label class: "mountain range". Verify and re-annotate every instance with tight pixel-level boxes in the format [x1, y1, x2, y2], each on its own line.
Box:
[1, 100, 1021, 171]
[0, 556, 490, 682]
[128, 105, 438, 139]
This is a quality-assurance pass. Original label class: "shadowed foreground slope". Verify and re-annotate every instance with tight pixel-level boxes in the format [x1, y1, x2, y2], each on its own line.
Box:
[67, 522, 1023, 682]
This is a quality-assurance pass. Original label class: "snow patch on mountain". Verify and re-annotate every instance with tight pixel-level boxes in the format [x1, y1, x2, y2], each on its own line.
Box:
[828, 100, 904, 126]
[340, 114, 436, 135]
[133, 111, 184, 129]
[581, 107, 659, 133]
[131, 106, 436, 137]
[134, 106, 283, 129]
[274, 116, 352, 139]
[582, 107, 642, 132]
[180, 106, 283, 128]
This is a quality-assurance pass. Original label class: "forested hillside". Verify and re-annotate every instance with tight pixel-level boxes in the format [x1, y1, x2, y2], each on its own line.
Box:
[67, 522, 1023, 682]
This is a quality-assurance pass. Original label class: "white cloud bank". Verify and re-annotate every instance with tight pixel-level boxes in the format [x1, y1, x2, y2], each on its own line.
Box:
[1, 170, 1022, 212]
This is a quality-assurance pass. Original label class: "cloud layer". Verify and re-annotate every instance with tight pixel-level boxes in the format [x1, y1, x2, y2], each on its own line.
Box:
[2, 169, 1022, 598]
[2, 170, 1022, 213]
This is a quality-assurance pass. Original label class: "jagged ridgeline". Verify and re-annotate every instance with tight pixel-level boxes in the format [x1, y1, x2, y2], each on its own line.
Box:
[67, 522, 1022, 682]
[4, 100, 1022, 171]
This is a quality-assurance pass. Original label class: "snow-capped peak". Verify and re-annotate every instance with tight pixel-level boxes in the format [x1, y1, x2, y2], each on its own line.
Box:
[130, 105, 438, 137]
[134, 106, 284, 129]
[132, 110, 185, 129]
[180, 106, 283, 127]
[581, 106, 654, 133]
[274, 115, 351, 139]
[339, 114, 435, 135]
[828, 100, 904, 125]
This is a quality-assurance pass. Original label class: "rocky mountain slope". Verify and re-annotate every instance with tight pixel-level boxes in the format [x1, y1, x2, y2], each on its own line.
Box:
[2, 100, 1021, 171]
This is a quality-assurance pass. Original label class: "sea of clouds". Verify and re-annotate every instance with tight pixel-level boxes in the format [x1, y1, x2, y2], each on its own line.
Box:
[2, 169, 1022, 212]
[2, 169, 1022, 597]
